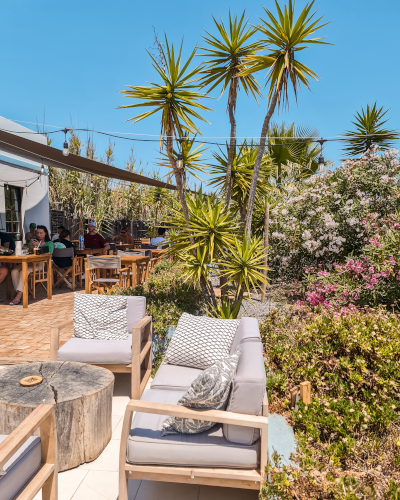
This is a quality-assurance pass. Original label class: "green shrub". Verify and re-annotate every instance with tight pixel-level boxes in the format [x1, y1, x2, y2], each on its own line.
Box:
[261, 308, 400, 497]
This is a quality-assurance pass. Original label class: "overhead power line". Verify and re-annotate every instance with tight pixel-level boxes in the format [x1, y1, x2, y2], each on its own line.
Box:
[1, 125, 399, 149]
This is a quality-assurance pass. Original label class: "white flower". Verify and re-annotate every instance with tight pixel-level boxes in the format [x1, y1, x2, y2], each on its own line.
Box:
[360, 198, 369, 206]
[380, 175, 390, 183]
[316, 206, 324, 213]
[302, 230, 312, 240]
[346, 217, 359, 226]
[346, 199, 353, 205]
[356, 190, 364, 197]
[334, 193, 341, 199]
[331, 182, 338, 187]
[281, 209, 288, 215]
[307, 210, 316, 216]
[272, 232, 286, 240]
[334, 200, 341, 205]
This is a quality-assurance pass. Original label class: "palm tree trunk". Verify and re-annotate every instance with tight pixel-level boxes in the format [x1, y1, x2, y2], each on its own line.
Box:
[260, 199, 269, 303]
[166, 126, 190, 223]
[245, 81, 283, 238]
[225, 82, 238, 208]
[152, 204, 159, 238]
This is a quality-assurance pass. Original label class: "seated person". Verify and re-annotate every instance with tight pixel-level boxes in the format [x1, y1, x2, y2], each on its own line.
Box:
[53, 229, 76, 268]
[25, 223, 36, 244]
[52, 225, 65, 241]
[150, 227, 167, 246]
[0, 231, 15, 251]
[84, 221, 110, 251]
[113, 227, 134, 245]
[10, 225, 53, 305]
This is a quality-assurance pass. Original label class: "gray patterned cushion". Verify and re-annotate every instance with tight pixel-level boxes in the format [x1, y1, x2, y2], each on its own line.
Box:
[164, 313, 240, 370]
[73, 293, 129, 340]
[161, 349, 240, 436]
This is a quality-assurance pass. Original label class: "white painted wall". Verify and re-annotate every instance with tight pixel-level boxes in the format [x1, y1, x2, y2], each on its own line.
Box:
[0, 117, 50, 238]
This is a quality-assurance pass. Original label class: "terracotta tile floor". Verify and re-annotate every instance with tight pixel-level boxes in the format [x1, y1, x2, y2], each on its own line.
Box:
[0, 282, 76, 364]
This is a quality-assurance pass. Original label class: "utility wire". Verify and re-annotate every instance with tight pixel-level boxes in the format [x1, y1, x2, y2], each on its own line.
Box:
[0, 126, 398, 148]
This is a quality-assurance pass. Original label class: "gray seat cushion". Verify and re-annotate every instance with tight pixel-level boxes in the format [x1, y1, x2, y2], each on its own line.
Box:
[57, 296, 146, 364]
[126, 389, 260, 469]
[151, 364, 203, 392]
[0, 435, 41, 500]
[58, 334, 133, 364]
[230, 317, 261, 354]
[224, 342, 266, 445]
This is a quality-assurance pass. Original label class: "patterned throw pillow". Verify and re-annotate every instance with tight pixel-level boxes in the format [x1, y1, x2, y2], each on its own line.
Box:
[161, 349, 241, 436]
[164, 313, 240, 370]
[73, 293, 129, 340]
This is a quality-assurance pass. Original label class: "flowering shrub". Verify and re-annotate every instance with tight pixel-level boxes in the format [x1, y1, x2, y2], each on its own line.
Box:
[268, 147, 400, 280]
[295, 212, 400, 311]
[261, 309, 400, 498]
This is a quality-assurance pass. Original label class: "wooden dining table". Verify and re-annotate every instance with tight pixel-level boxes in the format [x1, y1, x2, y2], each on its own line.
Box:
[115, 243, 135, 251]
[0, 253, 52, 308]
[75, 248, 106, 256]
[84, 254, 150, 289]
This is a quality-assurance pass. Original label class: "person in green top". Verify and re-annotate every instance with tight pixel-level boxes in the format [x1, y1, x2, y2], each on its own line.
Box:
[10, 225, 54, 305]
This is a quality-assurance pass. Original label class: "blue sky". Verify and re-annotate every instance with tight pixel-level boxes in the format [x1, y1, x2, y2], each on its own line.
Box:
[1, 0, 399, 187]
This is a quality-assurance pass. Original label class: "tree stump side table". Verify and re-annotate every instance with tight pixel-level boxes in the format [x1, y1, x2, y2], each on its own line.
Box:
[0, 361, 114, 471]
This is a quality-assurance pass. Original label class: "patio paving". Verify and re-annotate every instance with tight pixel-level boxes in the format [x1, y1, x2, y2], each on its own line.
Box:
[0, 283, 75, 364]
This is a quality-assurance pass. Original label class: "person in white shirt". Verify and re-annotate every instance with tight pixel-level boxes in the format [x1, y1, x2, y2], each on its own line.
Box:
[52, 225, 65, 241]
[150, 227, 167, 246]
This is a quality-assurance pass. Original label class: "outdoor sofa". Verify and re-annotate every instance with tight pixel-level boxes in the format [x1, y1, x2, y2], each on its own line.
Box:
[50, 296, 152, 399]
[119, 316, 268, 498]
[0, 404, 57, 500]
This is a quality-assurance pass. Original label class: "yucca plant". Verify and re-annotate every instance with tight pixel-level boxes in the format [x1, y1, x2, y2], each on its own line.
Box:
[158, 133, 209, 185]
[119, 36, 212, 221]
[241, 0, 330, 237]
[342, 103, 398, 157]
[209, 144, 274, 226]
[166, 190, 269, 315]
[200, 11, 263, 207]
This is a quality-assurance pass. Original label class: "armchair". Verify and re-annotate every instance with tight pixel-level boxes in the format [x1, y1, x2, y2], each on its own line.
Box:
[0, 404, 57, 500]
[50, 296, 152, 399]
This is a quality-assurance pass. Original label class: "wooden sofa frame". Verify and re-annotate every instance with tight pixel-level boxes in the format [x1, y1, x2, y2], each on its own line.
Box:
[118, 393, 268, 498]
[50, 316, 152, 399]
[0, 404, 58, 500]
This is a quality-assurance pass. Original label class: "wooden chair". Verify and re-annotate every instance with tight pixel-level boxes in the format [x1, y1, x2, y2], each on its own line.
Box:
[29, 260, 51, 299]
[140, 238, 151, 245]
[119, 396, 268, 499]
[133, 239, 142, 249]
[0, 404, 57, 500]
[52, 248, 83, 291]
[85, 256, 131, 294]
[50, 305, 152, 399]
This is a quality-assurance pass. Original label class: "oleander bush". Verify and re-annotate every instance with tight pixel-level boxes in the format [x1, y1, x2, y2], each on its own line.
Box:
[260, 308, 400, 499]
[268, 147, 400, 282]
[294, 212, 400, 311]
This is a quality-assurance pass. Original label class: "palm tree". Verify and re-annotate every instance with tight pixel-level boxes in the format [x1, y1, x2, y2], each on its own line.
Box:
[199, 12, 263, 207]
[267, 122, 320, 174]
[119, 36, 212, 222]
[241, 0, 329, 237]
[342, 103, 398, 156]
[209, 144, 273, 226]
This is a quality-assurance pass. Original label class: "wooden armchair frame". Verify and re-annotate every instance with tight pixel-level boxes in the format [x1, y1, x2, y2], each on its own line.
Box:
[50, 315, 152, 399]
[53, 256, 84, 291]
[118, 394, 268, 499]
[0, 404, 58, 500]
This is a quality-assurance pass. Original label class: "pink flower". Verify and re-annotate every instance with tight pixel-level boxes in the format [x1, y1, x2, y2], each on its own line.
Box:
[368, 267, 374, 274]
[366, 284, 375, 290]
[371, 278, 378, 285]
[362, 221, 367, 224]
